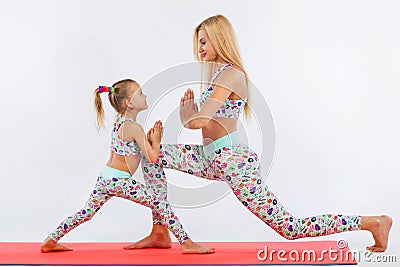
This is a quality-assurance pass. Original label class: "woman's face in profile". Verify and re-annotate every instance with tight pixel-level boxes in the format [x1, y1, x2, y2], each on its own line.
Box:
[198, 29, 217, 62]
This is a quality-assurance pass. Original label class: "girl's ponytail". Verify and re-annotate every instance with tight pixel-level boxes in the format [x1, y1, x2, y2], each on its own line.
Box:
[94, 87, 105, 130]
[94, 80, 136, 130]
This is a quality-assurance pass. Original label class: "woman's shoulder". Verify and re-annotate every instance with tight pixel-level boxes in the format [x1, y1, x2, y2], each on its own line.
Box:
[219, 63, 245, 78]
[229, 64, 244, 74]
[215, 64, 247, 90]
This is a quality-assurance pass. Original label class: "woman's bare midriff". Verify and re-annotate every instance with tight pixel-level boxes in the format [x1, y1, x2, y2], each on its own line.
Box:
[202, 117, 238, 146]
[201, 83, 245, 145]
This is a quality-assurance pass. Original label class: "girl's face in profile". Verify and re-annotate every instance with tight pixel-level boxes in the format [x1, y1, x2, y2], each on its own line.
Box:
[198, 29, 218, 62]
[128, 84, 148, 111]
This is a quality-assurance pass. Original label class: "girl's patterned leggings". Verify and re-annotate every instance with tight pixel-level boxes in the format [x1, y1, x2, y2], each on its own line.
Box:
[142, 143, 361, 240]
[48, 170, 189, 244]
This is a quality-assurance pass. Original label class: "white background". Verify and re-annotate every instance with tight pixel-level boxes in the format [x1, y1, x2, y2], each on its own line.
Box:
[0, 0, 398, 263]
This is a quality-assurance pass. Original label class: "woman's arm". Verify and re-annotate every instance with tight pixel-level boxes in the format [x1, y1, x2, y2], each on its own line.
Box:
[180, 67, 246, 129]
[180, 88, 229, 129]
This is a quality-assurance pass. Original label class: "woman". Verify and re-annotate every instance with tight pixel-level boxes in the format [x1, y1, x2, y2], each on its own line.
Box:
[124, 15, 392, 253]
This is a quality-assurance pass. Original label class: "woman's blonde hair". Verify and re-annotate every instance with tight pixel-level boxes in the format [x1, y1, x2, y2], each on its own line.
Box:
[193, 14, 250, 120]
[94, 79, 136, 130]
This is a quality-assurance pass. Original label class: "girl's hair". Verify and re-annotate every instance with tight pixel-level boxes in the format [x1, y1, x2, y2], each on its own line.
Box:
[193, 14, 251, 120]
[94, 79, 136, 130]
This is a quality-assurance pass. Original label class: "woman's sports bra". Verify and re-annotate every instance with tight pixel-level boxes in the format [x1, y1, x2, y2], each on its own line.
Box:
[200, 63, 247, 119]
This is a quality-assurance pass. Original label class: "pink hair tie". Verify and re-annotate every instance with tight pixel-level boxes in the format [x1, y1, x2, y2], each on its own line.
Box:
[98, 86, 115, 93]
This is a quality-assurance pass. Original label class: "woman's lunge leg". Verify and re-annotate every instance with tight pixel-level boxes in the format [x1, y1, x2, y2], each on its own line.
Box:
[125, 144, 213, 249]
[118, 175, 214, 253]
[220, 145, 360, 239]
[233, 175, 361, 239]
[234, 176, 392, 250]
[224, 145, 391, 250]
[123, 153, 174, 249]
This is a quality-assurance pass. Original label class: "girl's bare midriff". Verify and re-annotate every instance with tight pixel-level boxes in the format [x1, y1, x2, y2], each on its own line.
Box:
[106, 152, 141, 175]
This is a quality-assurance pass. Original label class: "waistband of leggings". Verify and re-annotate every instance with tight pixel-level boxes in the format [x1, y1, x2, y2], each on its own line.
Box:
[203, 131, 241, 157]
[101, 165, 132, 179]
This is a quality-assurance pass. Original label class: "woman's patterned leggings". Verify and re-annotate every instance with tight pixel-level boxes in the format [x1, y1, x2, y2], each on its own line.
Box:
[142, 143, 361, 240]
[49, 171, 189, 244]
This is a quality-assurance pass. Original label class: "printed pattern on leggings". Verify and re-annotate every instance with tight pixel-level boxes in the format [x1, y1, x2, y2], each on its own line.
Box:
[49, 174, 189, 243]
[141, 143, 361, 240]
[141, 144, 216, 223]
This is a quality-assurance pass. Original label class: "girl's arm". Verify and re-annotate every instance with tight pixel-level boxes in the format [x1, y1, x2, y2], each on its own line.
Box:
[124, 121, 162, 163]
[180, 67, 247, 129]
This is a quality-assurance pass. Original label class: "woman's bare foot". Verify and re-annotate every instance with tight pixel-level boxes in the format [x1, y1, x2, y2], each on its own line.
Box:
[40, 236, 73, 253]
[123, 225, 172, 249]
[181, 239, 215, 254]
[361, 215, 392, 252]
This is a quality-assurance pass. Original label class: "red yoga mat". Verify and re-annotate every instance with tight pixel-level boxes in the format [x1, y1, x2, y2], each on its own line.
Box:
[0, 241, 357, 265]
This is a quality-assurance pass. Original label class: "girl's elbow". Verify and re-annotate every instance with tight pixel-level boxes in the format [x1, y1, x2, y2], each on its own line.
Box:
[149, 155, 159, 163]
[143, 154, 157, 163]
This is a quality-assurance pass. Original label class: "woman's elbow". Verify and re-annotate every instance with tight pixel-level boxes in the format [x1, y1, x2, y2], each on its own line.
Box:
[186, 118, 209, 129]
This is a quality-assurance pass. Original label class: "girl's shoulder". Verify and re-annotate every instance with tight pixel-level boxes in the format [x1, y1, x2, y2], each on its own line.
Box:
[121, 120, 143, 132]
[117, 118, 144, 140]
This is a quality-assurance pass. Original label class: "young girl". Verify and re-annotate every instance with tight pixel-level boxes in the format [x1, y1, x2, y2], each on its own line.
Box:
[125, 15, 392, 253]
[40, 79, 214, 254]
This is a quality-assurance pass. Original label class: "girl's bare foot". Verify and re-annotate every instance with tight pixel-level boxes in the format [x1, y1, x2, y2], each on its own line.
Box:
[40, 236, 73, 253]
[361, 215, 392, 252]
[181, 239, 215, 254]
[123, 225, 172, 249]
